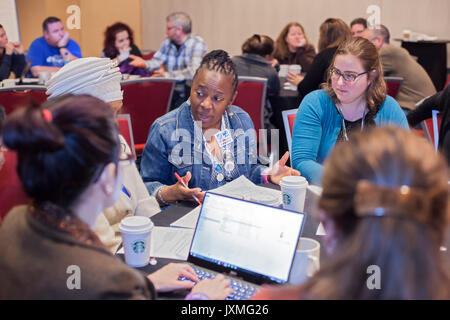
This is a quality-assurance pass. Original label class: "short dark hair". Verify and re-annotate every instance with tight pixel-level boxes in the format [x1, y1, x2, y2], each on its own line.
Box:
[350, 17, 368, 28]
[241, 34, 274, 57]
[3, 95, 120, 210]
[43, 17, 61, 32]
[194, 50, 238, 94]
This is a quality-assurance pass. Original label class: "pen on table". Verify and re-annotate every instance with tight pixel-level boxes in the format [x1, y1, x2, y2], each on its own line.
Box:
[174, 172, 202, 206]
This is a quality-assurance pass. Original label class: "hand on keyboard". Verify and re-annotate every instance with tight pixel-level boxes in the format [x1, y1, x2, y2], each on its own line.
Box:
[191, 274, 233, 300]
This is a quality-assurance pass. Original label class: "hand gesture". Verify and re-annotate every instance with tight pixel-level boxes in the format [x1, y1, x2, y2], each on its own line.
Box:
[147, 263, 199, 292]
[287, 71, 304, 86]
[4, 42, 14, 55]
[151, 62, 165, 77]
[266, 151, 300, 185]
[12, 42, 24, 54]
[129, 54, 147, 68]
[191, 274, 233, 300]
[162, 171, 204, 203]
[57, 31, 69, 48]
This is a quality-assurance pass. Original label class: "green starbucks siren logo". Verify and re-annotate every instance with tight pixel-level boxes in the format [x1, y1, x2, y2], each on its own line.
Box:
[283, 193, 291, 206]
[133, 240, 146, 254]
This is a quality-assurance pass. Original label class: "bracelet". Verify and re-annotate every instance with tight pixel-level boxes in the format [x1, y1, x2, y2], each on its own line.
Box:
[157, 187, 169, 206]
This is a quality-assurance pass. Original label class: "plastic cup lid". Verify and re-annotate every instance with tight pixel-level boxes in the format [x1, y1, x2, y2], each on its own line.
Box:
[250, 191, 279, 203]
[119, 216, 154, 234]
[280, 176, 308, 186]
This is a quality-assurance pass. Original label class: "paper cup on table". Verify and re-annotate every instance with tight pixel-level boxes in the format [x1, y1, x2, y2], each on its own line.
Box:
[119, 216, 154, 267]
[289, 237, 320, 284]
[2, 79, 17, 87]
[280, 176, 308, 212]
[38, 71, 51, 84]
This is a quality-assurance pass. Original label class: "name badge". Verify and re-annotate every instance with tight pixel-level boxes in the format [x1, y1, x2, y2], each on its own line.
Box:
[214, 129, 233, 151]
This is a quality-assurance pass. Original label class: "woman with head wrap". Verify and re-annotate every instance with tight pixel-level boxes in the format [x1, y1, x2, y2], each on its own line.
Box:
[46, 57, 159, 253]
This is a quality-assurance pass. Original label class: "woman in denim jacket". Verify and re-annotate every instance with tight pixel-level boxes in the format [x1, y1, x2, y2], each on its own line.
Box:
[140, 50, 299, 206]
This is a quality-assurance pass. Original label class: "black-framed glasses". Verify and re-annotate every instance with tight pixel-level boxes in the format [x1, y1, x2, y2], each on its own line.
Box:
[330, 66, 369, 83]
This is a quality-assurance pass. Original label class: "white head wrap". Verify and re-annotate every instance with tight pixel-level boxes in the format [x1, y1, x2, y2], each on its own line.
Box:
[46, 57, 123, 103]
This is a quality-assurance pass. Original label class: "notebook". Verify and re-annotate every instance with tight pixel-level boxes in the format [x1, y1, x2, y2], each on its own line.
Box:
[184, 192, 305, 299]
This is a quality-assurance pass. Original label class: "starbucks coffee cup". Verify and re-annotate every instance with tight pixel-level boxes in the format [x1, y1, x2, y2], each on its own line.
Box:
[119, 216, 154, 267]
[280, 176, 308, 212]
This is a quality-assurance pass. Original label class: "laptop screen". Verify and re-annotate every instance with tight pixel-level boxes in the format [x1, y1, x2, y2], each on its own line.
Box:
[188, 192, 305, 284]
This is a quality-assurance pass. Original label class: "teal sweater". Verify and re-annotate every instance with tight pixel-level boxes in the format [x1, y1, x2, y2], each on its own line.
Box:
[291, 89, 409, 185]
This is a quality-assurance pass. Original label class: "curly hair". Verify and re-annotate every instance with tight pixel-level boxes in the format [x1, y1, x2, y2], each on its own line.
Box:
[103, 22, 135, 59]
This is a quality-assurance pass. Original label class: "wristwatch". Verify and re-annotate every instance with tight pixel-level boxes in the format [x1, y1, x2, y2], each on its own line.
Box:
[58, 45, 67, 49]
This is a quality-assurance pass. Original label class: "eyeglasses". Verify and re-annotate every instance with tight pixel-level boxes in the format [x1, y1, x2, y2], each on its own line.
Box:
[330, 67, 369, 83]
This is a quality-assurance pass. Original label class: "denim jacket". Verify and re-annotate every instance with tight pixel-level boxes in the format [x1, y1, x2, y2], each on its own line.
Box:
[140, 101, 267, 197]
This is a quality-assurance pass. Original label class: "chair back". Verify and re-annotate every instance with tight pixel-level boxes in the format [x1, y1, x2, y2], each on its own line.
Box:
[0, 150, 29, 224]
[233, 76, 267, 133]
[120, 77, 175, 156]
[421, 110, 443, 151]
[117, 114, 136, 157]
[282, 108, 298, 156]
[384, 76, 403, 99]
[0, 86, 48, 114]
[141, 51, 155, 61]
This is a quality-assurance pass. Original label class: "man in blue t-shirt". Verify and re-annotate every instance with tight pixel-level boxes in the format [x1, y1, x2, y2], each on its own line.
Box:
[27, 17, 82, 77]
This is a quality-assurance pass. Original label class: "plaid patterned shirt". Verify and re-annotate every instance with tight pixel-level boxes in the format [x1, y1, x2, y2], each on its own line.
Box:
[145, 34, 207, 80]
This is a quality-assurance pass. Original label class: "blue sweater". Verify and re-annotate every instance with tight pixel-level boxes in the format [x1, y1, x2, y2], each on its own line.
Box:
[291, 90, 409, 185]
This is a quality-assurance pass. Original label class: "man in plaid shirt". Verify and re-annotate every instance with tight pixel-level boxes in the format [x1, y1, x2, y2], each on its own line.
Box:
[131, 12, 207, 108]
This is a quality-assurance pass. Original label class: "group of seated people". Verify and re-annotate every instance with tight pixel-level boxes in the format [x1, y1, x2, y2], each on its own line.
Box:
[0, 11, 449, 300]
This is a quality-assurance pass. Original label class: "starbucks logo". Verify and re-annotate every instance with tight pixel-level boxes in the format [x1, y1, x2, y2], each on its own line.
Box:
[133, 240, 146, 254]
[283, 193, 291, 205]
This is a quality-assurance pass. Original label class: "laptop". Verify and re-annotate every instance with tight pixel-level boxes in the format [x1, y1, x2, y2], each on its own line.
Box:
[183, 192, 306, 300]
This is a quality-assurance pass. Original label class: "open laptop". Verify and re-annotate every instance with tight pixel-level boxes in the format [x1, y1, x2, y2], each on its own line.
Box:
[183, 192, 306, 300]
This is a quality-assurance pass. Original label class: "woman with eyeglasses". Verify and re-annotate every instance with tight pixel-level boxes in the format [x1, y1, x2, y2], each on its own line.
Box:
[0, 95, 233, 300]
[291, 37, 408, 185]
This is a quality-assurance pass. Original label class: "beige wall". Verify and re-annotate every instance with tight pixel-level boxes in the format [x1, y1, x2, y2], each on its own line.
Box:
[16, 0, 141, 58]
[16, 0, 450, 64]
[141, 0, 450, 65]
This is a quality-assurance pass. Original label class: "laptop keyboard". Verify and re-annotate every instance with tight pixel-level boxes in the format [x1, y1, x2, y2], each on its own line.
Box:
[179, 266, 257, 300]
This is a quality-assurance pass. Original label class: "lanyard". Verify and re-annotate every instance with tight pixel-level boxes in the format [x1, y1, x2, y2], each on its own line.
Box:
[198, 116, 234, 182]
[338, 104, 367, 141]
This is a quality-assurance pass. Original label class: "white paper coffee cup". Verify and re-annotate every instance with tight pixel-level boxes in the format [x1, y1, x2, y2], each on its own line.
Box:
[2, 79, 17, 87]
[119, 216, 154, 267]
[278, 64, 289, 77]
[288, 64, 301, 75]
[289, 237, 320, 284]
[280, 176, 308, 212]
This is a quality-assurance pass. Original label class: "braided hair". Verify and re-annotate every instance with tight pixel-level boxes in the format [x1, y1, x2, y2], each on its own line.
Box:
[194, 49, 238, 94]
